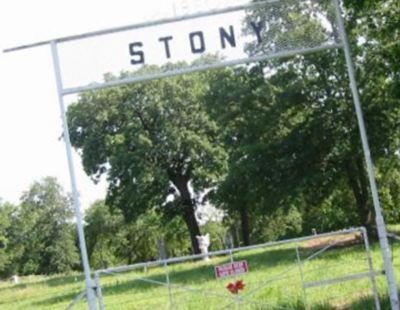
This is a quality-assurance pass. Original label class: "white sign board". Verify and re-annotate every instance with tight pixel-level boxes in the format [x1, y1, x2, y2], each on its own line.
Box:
[50, 0, 340, 94]
[215, 260, 249, 279]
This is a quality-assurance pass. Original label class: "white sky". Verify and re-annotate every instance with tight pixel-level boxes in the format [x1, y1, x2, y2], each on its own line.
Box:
[0, 0, 247, 208]
[0, 0, 182, 207]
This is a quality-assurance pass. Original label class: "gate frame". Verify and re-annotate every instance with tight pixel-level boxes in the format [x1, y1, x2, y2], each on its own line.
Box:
[94, 227, 381, 309]
[3, 0, 399, 309]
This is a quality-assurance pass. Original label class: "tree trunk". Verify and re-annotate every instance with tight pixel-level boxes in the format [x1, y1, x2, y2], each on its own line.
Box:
[345, 158, 376, 239]
[240, 207, 251, 246]
[183, 206, 201, 254]
[170, 173, 201, 254]
[231, 227, 239, 248]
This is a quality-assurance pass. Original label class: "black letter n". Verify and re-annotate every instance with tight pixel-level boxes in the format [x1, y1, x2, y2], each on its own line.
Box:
[219, 25, 236, 49]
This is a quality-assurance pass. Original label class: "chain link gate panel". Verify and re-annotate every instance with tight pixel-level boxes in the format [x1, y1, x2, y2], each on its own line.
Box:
[94, 227, 382, 309]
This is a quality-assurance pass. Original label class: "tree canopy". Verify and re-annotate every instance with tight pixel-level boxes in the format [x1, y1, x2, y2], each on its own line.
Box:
[68, 65, 227, 253]
[0, 178, 79, 277]
[66, 0, 399, 248]
[205, 0, 400, 240]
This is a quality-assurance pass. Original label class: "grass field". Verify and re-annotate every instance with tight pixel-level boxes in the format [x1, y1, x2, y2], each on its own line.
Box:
[1, 232, 399, 309]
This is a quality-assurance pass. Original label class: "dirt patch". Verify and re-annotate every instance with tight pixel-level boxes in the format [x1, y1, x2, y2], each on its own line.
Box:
[302, 233, 362, 250]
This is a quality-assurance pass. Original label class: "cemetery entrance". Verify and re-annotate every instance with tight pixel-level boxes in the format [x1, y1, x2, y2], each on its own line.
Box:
[4, 0, 399, 308]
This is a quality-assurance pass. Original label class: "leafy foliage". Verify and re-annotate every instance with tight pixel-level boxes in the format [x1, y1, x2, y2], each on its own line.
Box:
[204, 0, 400, 240]
[84, 200, 192, 269]
[0, 201, 16, 277]
[0, 178, 79, 276]
[68, 64, 228, 253]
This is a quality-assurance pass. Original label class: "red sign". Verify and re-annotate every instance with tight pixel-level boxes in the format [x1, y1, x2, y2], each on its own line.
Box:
[215, 260, 249, 279]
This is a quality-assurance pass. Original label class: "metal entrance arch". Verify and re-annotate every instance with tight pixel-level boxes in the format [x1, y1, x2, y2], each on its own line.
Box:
[3, 0, 399, 309]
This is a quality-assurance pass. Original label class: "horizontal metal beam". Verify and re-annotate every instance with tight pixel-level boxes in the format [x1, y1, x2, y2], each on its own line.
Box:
[3, 0, 279, 53]
[96, 226, 361, 275]
[388, 233, 400, 242]
[304, 270, 385, 288]
[63, 43, 343, 95]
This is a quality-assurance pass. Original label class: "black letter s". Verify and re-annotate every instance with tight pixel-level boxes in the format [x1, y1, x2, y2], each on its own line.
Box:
[129, 42, 145, 65]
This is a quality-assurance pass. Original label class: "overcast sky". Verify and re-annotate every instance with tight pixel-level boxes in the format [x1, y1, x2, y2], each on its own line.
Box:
[0, 0, 248, 208]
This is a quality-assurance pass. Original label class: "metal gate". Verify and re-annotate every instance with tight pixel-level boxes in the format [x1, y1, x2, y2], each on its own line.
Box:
[93, 227, 382, 309]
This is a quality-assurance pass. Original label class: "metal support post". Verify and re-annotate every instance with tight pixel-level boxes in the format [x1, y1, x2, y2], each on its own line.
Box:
[333, 1, 399, 309]
[50, 41, 97, 310]
[164, 261, 174, 309]
[295, 245, 309, 310]
[361, 228, 381, 310]
[94, 272, 105, 310]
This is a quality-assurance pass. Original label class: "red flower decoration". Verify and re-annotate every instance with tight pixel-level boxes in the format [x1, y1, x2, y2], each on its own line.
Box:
[235, 280, 244, 290]
[226, 280, 245, 294]
[227, 282, 237, 294]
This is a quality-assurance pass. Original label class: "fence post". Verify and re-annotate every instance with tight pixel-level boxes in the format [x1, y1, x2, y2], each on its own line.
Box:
[228, 250, 241, 309]
[295, 245, 309, 310]
[361, 227, 381, 310]
[164, 261, 174, 309]
[94, 272, 105, 310]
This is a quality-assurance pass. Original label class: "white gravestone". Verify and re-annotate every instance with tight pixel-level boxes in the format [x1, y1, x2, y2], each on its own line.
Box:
[196, 233, 210, 261]
[11, 275, 19, 284]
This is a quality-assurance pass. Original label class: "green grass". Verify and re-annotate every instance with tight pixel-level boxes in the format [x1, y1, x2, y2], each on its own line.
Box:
[388, 224, 400, 235]
[1, 236, 399, 309]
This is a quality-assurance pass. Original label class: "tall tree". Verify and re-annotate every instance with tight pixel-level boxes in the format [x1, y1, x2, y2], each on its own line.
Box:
[84, 200, 192, 267]
[239, 0, 400, 235]
[0, 200, 16, 277]
[204, 66, 278, 245]
[68, 66, 227, 254]
[206, 0, 400, 238]
[84, 200, 124, 269]
[13, 177, 79, 275]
